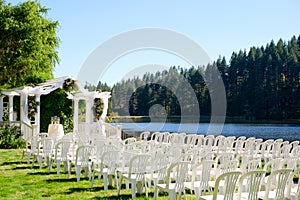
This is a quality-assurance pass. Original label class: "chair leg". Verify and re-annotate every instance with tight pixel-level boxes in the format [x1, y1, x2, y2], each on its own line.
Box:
[57, 160, 61, 174]
[67, 161, 71, 179]
[131, 178, 136, 199]
[169, 188, 175, 200]
[88, 166, 92, 181]
[76, 165, 81, 182]
[118, 176, 123, 195]
[194, 186, 200, 200]
[126, 179, 129, 189]
[47, 157, 51, 173]
[108, 174, 113, 186]
[63, 161, 67, 173]
[38, 155, 42, 169]
[153, 186, 158, 199]
[91, 172, 95, 188]
[144, 181, 148, 197]
[103, 172, 108, 190]
[32, 155, 35, 167]
[27, 152, 31, 164]
[114, 172, 118, 188]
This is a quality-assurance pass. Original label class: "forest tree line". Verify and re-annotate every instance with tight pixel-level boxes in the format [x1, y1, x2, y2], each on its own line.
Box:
[93, 35, 300, 121]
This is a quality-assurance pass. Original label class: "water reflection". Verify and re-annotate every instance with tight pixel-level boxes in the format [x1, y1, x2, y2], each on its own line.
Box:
[118, 122, 300, 141]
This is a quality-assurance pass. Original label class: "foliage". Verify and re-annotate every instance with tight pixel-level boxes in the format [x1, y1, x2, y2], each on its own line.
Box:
[2, 107, 8, 121]
[27, 95, 39, 120]
[0, 124, 24, 149]
[110, 35, 300, 121]
[62, 78, 78, 92]
[40, 89, 73, 133]
[93, 98, 104, 120]
[0, 0, 59, 90]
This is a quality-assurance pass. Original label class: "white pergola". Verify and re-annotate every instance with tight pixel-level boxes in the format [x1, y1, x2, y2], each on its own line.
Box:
[0, 76, 111, 136]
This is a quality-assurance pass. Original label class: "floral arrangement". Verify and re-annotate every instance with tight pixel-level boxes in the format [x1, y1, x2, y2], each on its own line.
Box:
[62, 78, 77, 92]
[28, 96, 39, 119]
[93, 98, 104, 120]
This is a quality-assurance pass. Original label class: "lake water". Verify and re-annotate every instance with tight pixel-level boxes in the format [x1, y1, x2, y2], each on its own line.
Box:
[118, 122, 300, 141]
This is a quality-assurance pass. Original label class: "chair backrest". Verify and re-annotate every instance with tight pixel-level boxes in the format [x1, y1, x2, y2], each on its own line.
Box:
[101, 150, 120, 174]
[233, 136, 246, 154]
[169, 133, 185, 144]
[212, 171, 242, 200]
[75, 145, 94, 167]
[237, 170, 266, 200]
[26, 135, 40, 151]
[282, 156, 299, 169]
[60, 132, 75, 141]
[191, 160, 215, 190]
[291, 145, 300, 157]
[55, 140, 72, 161]
[151, 152, 170, 182]
[263, 158, 283, 173]
[263, 168, 293, 200]
[166, 161, 189, 194]
[203, 135, 215, 147]
[123, 137, 136, 145]
[150, 132, 160, 141]
[184, 134, 197, 146]
[39, 138, 54, 155]
[76, 134, 91, 146]
[240, 158, 262, 173]
[290, 140, 299, 150]
[139, 131, 150, 141]
[128, 154, 152, 181]
[195, 134, 205, 147]
[279, 144, 292, 158]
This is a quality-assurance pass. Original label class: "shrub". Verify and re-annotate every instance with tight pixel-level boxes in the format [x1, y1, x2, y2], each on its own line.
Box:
[0, 124, 25, 149]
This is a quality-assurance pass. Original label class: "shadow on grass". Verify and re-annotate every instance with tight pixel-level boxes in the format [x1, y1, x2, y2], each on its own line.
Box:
[27, 171, 58, 175]
[46, 177, 79, 183]
[0, 161, 27, 166]
[91, 192, 156, 200]
[13, 165, 40, 170]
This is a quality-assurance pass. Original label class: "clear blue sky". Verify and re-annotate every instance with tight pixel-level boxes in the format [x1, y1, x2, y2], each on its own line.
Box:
[8, 0, 300, 86]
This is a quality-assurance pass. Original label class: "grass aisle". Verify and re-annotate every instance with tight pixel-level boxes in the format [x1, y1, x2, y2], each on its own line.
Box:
[0, 149, 195, 199]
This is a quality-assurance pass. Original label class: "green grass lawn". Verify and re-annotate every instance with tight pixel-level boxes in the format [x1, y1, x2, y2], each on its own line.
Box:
[0, 149, 196, 199]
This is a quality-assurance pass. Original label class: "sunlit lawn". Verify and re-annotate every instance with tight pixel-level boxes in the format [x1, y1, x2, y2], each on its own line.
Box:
[0, 149, 196, 199]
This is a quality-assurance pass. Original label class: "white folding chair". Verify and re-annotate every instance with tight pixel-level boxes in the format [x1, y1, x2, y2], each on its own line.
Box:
[184, 160, 215, 200]
[235, 170, 265, 200]
[199, 171, 241, 200]
[21, 135, 40, 164]
[154, 161, 189, 200]
[34, 137, 54, 173]
[68, 145, 94, 181]
[52, 140, 72, 174]
[117, 154, 152, 199]
[258, 168, 293, 200]
[91, 150, 121, 189]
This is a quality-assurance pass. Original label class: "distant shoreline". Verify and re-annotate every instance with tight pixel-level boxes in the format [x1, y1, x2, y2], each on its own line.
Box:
[110, 115, 300, 124]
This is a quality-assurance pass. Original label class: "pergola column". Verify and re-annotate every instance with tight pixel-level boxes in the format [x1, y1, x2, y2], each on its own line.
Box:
[85, 98, 93, 135]
[8, 94, 14, 122]
[20, 94, 27, 123]
[35, 94, 41, 132]
[86, 99, 94, 124]
[0, 95, 4, 122]
[100, 96, 109, 120]
[73, 99, 79, 133]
